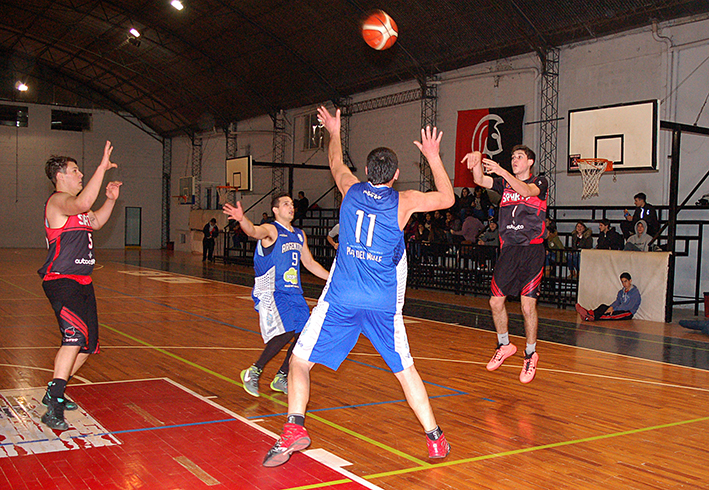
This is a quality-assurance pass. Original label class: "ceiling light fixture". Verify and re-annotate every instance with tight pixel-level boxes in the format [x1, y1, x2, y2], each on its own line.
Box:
[15, 81, 28, 92]
[171, 0, 184, 11]
[129, 28, 141, 38]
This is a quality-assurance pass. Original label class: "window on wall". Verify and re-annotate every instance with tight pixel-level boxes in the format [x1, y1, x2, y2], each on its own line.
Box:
[51, 110, 92, 131]
[0, 105, 28, 127]
[303, 112, 324, 150]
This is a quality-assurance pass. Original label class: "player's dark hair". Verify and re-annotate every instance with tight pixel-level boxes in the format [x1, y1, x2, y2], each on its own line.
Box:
[271, 191, 291, 210]
[366, 147, 398, 185]
[620, 272, 632, 281]
[45, 155, 76, 186]
[634, 192, 646, 201]
[598, 218, 611, 226]
[511, 145, 536, 164]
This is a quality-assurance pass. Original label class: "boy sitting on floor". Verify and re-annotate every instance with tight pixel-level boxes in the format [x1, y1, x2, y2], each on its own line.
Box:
[576, 272, 641, 321]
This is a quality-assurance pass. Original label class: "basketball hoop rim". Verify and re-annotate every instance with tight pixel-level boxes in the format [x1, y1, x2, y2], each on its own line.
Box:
[576, 158, 613, 172]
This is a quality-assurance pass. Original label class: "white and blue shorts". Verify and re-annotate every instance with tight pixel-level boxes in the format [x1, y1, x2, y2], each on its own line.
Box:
[293, 300, 414, 373]
[255, 292, 309, 343]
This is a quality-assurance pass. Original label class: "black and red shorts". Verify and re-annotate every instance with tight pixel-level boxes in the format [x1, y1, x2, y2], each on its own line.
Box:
[42, 278, 100, 354]
[491, 243, 545, 298]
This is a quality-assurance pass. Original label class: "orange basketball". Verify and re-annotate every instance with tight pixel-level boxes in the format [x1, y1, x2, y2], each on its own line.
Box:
[362, 10, 398, 51]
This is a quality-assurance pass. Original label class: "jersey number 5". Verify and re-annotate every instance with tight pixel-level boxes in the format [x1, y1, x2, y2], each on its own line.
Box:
[355, 210, 376, 247]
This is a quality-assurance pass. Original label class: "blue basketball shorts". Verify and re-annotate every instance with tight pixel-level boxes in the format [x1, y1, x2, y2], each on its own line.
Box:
[256, 291, 310, 343]
[293, 300, 414, 373]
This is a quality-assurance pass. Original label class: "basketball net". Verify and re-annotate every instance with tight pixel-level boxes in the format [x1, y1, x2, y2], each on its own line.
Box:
[578, 159, 609, 200]
[217, 186, 239, 207]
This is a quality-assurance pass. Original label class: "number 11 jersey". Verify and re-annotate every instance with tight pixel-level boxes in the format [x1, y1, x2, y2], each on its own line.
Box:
[323, 182, 406, 312]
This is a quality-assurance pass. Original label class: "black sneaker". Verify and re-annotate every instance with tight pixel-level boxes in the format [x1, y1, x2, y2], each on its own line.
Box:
[41, 398, 69, 431]
[42, 390, 78, 411]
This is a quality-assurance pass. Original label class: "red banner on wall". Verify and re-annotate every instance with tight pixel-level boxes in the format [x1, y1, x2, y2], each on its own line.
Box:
[453, 106, 525, 187]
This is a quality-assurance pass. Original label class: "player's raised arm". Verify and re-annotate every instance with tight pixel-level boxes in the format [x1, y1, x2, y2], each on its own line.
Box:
[88, 181, 123, 230]
[398, 125, 455, 228]
[317, 106, 359, 197]
[51, 141, 118, 218]
[222, 202, 277, 243]
[462, 151, 494, 189]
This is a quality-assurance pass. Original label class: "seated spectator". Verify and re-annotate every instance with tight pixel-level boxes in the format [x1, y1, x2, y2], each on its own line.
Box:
[259, 212, 272, 224]
[567, 221, 593, 278]
[596, 218, 624, 250]
[458, 187, 473, 221]
[230, 220, 248, 249]
[624, 220, 652, 251]
[477, 220, 499, 247]
[444, 210, 462, 243]
[471, 187, 491, 222]
[544, 219, 564, 276]
[451, 209, 485, 243]
[575, 272, 640, 321]
[476, 220, 500, 268]
[404, 215, 419, 243]
[621, 192, 659, 239]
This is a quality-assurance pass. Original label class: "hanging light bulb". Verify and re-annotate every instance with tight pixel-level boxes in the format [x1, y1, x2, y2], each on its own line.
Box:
[15, 81, 28, 92]
[171, 0, 184, 11]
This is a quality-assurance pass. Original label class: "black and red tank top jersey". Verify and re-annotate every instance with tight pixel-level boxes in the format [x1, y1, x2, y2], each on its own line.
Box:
[491, 175, 548, 248]
[38, 194, 95, 280]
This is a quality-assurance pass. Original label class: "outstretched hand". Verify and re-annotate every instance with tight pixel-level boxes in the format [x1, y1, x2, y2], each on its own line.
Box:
[461, 151, 483, 171]
[482, 157, 504, 176]
[317, 106, 340, 135]
[99, 141, 117, 172]
[105, 181, 122, 200]
[413, 125, 443, 160]
[222, 202, 244, 221]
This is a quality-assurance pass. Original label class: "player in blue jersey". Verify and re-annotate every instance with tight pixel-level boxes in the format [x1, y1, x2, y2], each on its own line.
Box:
[39, 142, 122, 430]
[463, 146, 548, 384]
[262, 106, 455, 467]
[223, 193, 329, 397]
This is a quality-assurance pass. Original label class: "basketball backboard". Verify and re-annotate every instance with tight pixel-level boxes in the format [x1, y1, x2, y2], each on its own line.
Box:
[568, 100, 659, 172]
[226, 155, 253, 192]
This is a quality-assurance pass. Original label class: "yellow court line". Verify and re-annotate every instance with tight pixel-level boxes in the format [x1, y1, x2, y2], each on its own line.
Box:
[101, 323, 430, 468]
[281, 415, 709, 490]
[0, 277, 42, 297]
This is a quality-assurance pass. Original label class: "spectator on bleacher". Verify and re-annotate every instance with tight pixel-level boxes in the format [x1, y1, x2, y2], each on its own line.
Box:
[567, 221, 593, 278]
[259, 212, 272, 224]
[596, 218, 624, 250]
[326, 223, 339, 250]
[444, 210, 462, 243]
[404, 215, 419, 243]
[477, 220, 499, 248]
[230, 220, 248, 249]
[423, 212, 445, 243]
[294, 191, 309, 220]
[451, 208, 485, 243]
[471, 187, 491, 222]
[544, 219, 564, 276]
[458, 187, 473, 221]
[624, 220, 652, 251]
[621, 192, 659, 239]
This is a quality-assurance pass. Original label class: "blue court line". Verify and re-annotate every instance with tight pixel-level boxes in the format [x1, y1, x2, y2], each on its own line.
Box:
[248, 392, 473, 420]
[344, 358, 468, 395]
[0, 417, 237, 448]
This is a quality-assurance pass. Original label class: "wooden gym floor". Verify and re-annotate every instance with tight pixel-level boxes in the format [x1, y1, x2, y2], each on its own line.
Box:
[1, 248, 708, 489]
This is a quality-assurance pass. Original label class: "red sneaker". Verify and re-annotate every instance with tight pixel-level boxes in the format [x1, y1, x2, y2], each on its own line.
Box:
[486, 343, 517, 371]
[519, 351, 539, 384]
[426, 432, 451, 458]
[575, 303, 589, 320]
[263, 423, 311, 467]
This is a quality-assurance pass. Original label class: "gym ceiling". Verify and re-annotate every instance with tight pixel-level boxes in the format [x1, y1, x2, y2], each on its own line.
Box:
[2, 1, 708, 138]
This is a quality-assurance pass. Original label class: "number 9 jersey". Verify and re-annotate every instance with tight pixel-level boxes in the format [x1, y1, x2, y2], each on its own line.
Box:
[323, 182, 406, 312]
